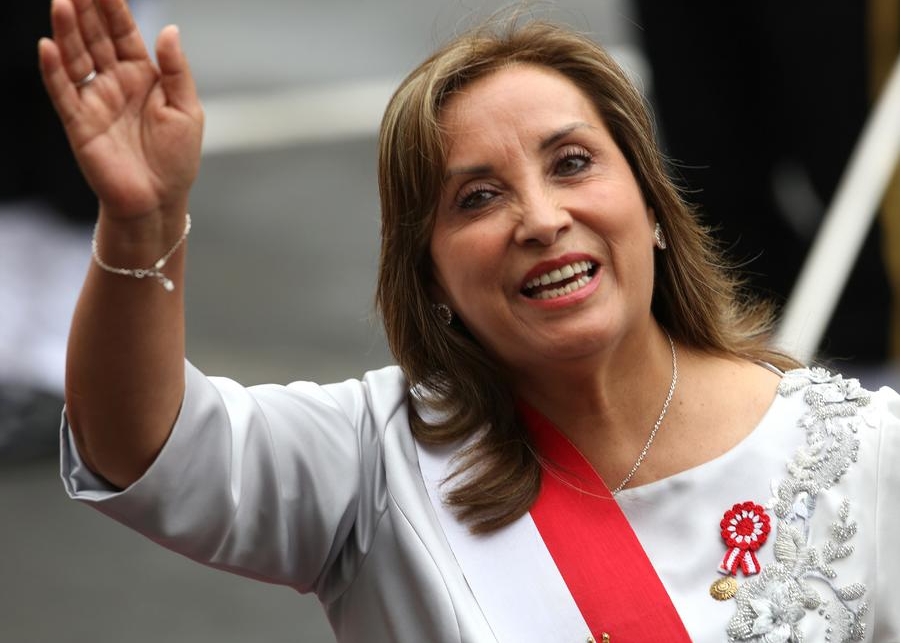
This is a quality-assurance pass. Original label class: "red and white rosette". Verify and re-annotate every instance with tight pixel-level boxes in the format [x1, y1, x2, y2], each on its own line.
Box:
[718, 501, 771, 576]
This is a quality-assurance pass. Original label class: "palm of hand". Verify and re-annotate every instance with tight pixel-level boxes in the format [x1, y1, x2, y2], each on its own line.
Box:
[73, 58, 202, 218]
[39, 0, 203, 221]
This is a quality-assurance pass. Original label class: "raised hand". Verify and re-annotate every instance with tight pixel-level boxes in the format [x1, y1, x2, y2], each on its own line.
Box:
[38, 0, 203, 220]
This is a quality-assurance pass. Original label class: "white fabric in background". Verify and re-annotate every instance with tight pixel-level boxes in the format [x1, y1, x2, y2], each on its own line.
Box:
[0, 203, 89, 393]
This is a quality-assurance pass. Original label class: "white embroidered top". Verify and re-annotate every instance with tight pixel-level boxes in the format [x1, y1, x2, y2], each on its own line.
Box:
[614, 368, 899, 642]
[61, 364, 899, 642]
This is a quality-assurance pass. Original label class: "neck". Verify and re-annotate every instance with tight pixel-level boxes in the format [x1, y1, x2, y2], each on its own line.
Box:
[515, 324, 673, 417]
[511, 323, 678, 480]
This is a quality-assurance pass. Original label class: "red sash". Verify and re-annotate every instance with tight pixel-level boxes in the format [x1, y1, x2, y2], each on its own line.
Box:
[523, 403, 691, 642]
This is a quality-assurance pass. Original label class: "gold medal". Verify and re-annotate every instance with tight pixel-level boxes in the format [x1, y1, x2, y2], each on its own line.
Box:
[709, 576, 738, 601]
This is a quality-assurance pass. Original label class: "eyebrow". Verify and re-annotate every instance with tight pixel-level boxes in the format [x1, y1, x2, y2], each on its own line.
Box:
[442, 122, 594, 180]
[539, 121, 593, 150]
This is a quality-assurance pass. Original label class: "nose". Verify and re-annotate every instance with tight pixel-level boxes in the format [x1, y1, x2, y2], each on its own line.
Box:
[513, 188, 572, 246]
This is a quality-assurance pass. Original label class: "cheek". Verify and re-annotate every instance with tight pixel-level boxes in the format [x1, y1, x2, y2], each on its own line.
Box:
[430, 230, 470, 297]
[431, 228, 505, 300]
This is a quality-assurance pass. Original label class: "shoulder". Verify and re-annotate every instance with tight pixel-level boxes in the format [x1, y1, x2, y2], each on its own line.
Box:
[198, 363, 413, 445]
[772, 366, 897, 497]
[242, 364, 410, 418]
[774, 367, 899, 521]
[774, 366, 898, 460]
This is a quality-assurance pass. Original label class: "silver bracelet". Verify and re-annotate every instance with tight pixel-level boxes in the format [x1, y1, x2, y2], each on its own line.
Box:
[91, 213, 192, 292]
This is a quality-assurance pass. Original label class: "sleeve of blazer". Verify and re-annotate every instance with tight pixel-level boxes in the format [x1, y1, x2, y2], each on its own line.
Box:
[61, 359, 403, 595]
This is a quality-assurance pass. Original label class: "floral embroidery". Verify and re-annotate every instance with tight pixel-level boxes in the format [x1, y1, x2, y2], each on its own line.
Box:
[727, 368, 872, 642]
[749, 581, 805, 642]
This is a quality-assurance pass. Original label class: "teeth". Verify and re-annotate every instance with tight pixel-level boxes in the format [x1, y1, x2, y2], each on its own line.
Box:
[524, 261, 594, 290]
[532, 274, 592, 300]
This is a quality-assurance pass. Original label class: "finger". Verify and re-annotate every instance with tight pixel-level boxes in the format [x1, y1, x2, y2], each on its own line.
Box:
[38, 37, 81, 127]
[50, 0, 97, 85]
[96, 0, 149, 62]
[71, 0, 117, 70]
[156, 26, 201, 114]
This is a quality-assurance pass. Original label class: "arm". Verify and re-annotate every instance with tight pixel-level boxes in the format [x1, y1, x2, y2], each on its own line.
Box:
[38, 0, 203, 487]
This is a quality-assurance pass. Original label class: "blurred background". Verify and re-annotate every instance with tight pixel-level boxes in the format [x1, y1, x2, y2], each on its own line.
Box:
[1, 1, 897, 641]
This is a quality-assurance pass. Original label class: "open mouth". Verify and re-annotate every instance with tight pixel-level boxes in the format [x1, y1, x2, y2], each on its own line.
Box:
[521, 260, 598, 300]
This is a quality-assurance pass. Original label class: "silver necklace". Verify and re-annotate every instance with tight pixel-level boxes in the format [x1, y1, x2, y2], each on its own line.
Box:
[611, 332, 677, 495]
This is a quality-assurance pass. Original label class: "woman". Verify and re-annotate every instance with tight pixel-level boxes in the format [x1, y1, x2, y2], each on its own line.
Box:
[39, 0, 898, 641]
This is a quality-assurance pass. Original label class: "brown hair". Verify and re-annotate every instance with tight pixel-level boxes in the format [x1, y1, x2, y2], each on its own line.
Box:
[375, 18, 799, 533]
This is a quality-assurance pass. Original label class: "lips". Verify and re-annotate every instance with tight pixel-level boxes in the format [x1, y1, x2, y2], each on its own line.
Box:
[521, 260, 597, 300]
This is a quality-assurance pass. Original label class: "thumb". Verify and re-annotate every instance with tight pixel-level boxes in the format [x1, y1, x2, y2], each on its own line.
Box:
[156, 25, 200, 114]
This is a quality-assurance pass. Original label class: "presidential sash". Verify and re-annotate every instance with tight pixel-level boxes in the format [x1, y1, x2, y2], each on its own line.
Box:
[417, 404, 691, 642]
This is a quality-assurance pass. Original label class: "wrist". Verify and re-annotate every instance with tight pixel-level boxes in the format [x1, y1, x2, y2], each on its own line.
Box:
[99, 195, 189, 229]
[93, 210, 192, 291]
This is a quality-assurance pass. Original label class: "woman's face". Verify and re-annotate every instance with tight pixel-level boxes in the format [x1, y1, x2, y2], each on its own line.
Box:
[429, 64, 658, 376]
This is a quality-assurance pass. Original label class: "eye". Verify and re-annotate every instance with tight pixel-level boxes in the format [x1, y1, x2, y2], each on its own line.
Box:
[554, 147, 593, 177]
[456, 184, 499, 210]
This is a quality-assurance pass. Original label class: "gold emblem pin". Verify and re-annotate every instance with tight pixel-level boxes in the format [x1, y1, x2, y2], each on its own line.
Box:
[709, 576, 739, 601]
